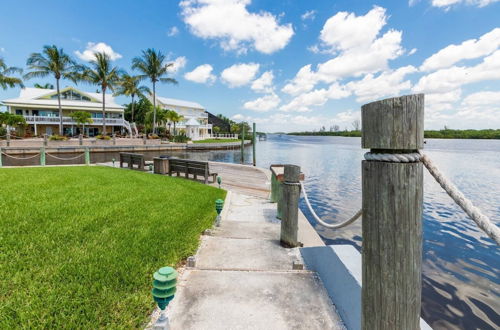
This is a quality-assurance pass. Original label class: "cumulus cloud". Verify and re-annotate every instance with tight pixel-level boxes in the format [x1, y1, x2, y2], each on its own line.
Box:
[170, 56, 187, 74]
[454, 90, 500, 128]
[167, 26, 180, 37]
[74, 42, 122, 61]
[184, 64, 216, 84]
[301, 10, 316, 21]
[251, 71, 274, 93]
[421, 28, 500, 71]
[180, 0, 294, 54]
[280, 83, 351, 112]
[220, 63, 260, 87]
[281, 65, 318, 95]
[431, 0, 499, 8]
[243, 93, 280, 112]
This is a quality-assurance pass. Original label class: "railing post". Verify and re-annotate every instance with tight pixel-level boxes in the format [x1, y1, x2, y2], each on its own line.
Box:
[252, 122, 256, 166]
[40, 147, 46, 166]
[280, 164, 301, 248]
[361, 94, 424, 330]
[85, 147, 90, 165]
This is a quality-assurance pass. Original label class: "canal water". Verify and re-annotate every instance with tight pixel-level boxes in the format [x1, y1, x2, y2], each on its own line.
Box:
[163, 134, 499, 330]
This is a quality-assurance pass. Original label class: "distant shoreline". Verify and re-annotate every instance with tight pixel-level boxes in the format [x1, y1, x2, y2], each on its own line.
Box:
[287, 129, 500, 139]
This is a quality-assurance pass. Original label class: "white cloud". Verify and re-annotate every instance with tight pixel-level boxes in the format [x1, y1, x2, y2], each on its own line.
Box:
[462, 90, 500, 107]
[180, 0, 294, 54]
[346, 65, 418, 102]
[431, 0, 500, 8]
[220, 63, 260, 87]
[74, 42, 122, 61]
[454, 90, 500, 128]
[243, 93, 280, 112]
[408, 48, 417, 55]
[167, 26, 180, 37]
[421, 28, 500, 71]
[251, 71, 274, 93]
[0, 47, 5, 52]
[425, 89, 462, 112]
[281, 65, 318, 95]
[301, 10, 316, 21]
[170, 56, 187, 74]
[184, 64, 216, 84]
[414, 50, 500, 93]
[280, 83, 351, 112]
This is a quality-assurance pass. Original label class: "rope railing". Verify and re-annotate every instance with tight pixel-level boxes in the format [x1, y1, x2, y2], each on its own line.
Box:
[46, 153, 85, 161]
[1, 152, 40, 160]
[300, 182, 362, 229]
[418, 151, 500, 245]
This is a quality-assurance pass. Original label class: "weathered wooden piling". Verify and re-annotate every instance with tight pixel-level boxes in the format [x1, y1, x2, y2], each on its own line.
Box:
[361, 94, 424, 330]
[280, 164, 301, 248]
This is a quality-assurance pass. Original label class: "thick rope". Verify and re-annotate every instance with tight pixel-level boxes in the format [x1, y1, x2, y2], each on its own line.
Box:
[300, 182, 362, 229]
[1, 152, 40, 160]
[418, 151, 500, 245]
[364, 152, 421, 162]
[46, 153, 85, 161]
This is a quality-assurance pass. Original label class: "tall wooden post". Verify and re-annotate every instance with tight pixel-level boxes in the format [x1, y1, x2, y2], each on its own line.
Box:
[280, 164, 301, 248]
[43, 134, 48, 146]
[79, 134, 83, 146]
[240, 125, 245, 164]
[361, 94, 424, 330]
[6, 132, 10, 147]
[252, 123, 256, 166]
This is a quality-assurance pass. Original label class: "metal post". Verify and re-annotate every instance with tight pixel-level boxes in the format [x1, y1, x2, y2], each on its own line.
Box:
[280, 164, 301, 248]
[40, 147, 46, 166]
[240, 125, 245, 164]
[361, 94, 424, 330]
[85, 147, 90, 165]
[252, 122, 256, 166]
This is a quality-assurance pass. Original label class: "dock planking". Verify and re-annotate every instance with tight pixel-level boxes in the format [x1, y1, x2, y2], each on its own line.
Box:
[208, 162, 270, 199]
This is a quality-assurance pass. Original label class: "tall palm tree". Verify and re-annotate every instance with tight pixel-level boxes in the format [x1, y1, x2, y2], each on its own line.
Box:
[132, 49, 177, 134]
[25, 45, 82, 135]
[169, 111, 184, 136]
[81, 52, 122, 135]
[34, 82, 54, 89]
[114, 73, 150, 123]
[0, 57, 23, 90]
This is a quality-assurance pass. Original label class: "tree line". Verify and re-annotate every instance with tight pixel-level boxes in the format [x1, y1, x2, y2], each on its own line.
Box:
[0, 46, 178, 136]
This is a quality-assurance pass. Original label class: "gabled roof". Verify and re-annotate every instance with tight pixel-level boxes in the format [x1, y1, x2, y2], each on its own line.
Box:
[2, 87, 124, 110]
[156, 96, 205, 110]
[185, 118, 201, 126]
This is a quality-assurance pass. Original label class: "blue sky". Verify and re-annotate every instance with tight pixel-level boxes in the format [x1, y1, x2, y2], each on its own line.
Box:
[1, 0, 499, 131]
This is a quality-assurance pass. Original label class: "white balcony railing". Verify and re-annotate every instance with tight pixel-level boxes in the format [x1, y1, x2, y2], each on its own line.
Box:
[24, 116, 126, 126]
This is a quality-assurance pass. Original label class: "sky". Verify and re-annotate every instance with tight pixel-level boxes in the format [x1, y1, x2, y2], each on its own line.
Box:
[0, 0, 499, 132]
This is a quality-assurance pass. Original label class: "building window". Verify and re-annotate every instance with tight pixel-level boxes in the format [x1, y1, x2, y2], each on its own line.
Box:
[50, 90, 92, 101]
[15, 109, 23, 115]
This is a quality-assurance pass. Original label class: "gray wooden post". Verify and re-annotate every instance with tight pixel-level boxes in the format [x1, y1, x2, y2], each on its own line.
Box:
[6, 132, 10, 147]
[79, 134, 83, 146]
[143, 134, 147, 145]
[43, 134, 48, 146]
[240, 125, 245, 164]
[112, 133, 116, 145]
[252, 122, 256, 166]
[361, 94, 424, 330]
[280, 164, 301, 248]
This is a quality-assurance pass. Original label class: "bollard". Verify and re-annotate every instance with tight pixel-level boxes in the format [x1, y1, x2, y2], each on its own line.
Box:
[215, 199, 224, 226]
[79, 134, 83, 146]
[152, 266, 177, 330]
[40, 147, 46, 166]
[252, 122, 256, 166]
[361, 94, 424, 330]
[85, 147, 90, 165]
[280, 164, 301, 248]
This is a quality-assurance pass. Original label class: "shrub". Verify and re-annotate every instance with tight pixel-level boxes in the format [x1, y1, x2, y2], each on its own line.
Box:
[172, 134, 190, 143]
[0, 127, 7, 139]
[49, 135, 68, 141]
[96, 135, 111, 140]
[148, 134, 160, 139]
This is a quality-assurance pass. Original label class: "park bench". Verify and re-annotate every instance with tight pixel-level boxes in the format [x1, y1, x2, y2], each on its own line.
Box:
[168, 158, 218, 184]
[120, 152, 146, 170]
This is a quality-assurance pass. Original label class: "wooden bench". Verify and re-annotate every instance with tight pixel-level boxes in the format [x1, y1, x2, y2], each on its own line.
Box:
[120, 152, 145, 170]
[168, 158, 218, 184]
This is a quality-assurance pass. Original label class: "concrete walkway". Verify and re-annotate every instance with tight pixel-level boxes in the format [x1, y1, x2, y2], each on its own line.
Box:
[166, 191, 345, 330]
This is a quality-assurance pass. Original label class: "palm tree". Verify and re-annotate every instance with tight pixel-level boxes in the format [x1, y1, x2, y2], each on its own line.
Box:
[132, 49, 177, 134]
[169, 111, 184, 136]
[34, 82, 54, 89]
[81, 52, 122, 135]
[114, 73, 150, 123]
[25, 45, 82, 135]
[0, 57, 23, 90]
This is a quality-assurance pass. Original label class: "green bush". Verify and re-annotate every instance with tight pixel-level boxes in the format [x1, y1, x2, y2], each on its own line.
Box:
[49, 135, 68, 141]
[96, 135, 111, 140]
[0, 127, 7, 139]
[172, 134, 190, 143]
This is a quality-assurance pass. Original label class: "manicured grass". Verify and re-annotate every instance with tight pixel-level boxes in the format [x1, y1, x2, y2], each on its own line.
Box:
[193, 138, 240, 143]
[0, 166, 225, 329]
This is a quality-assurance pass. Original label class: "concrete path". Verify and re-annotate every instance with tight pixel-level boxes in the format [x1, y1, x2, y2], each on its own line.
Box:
[167, 192, 345, 330]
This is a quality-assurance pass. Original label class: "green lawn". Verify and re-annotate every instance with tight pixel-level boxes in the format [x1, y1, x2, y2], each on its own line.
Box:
[0, 166, 225, 329]
[193, 138, 240, 143]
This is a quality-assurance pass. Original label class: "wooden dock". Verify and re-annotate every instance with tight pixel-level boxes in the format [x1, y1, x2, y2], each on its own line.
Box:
[208, 162, 270, 199]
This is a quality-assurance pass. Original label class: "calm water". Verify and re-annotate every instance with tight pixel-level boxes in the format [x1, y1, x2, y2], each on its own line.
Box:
[166, 135, 500, 330]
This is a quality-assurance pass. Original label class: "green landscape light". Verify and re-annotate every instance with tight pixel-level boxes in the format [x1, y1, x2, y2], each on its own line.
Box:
[152, 266, 178, 329]
[217, 175, 222, 189]
[215, 199, 224, 226]
[149, 164, 153, 172]
[112, 158, 115, 167]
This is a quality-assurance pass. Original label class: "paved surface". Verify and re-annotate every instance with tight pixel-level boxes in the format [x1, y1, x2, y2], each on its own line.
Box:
[166, 192, 345, 330]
